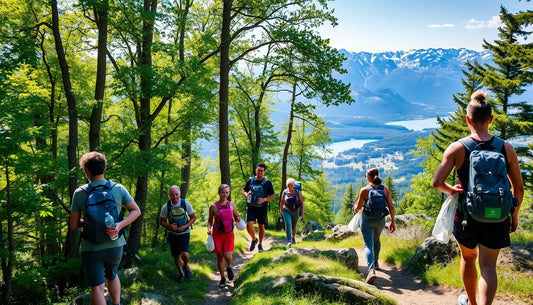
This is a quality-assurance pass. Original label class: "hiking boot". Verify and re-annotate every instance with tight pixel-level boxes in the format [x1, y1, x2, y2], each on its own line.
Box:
[178, 271, 185, 283]
[185, 268, 192, 280]
[249, 238, 258, 251]
[258, 243, 264, 252]
[219, 277, 226, 288]
[227, 267, 234, 281]
[366, 270, 376, 284]
[457, 294, 469, 305]
[287, 241, 292, 248]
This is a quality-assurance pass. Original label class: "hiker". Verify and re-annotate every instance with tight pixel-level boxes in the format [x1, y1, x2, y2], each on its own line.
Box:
[353, 167, 396, 284]
[159, 185, 197, 283]
[242, 162, 275, 253]
[432, 90, 523, 305]
[279, 178, 305, 248]
[207, 184, 242, 288]
[70, 152, 141, 305]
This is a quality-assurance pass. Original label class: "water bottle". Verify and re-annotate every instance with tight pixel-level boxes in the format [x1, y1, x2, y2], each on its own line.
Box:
[247, 194, 251, 204]
[104, 212, 118, 241]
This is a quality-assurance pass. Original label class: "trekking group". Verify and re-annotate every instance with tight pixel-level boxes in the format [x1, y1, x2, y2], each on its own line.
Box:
[70, 90, 523, 305]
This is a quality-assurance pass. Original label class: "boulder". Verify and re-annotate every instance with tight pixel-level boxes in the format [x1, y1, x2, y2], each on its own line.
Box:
[405, 236, 458, 273]
[263, 275, 295, 294]
[295, 273, 384, 304]
[325, 223, 337, 230]
[391, 214, 433, 228]
[274, 247, 358, 271]
[302, 231, 325, 241]
[333, 248, 358, 271]
[140, 293, 171, 305]
[302, 220, 324, 235]
[326, 225, 356, 242]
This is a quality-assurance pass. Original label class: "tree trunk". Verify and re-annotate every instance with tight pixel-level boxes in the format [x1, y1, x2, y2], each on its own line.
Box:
[128, 0, 158, 257]
[180, 123, 192, 198]
[1, 162, 14, 305]
[89, 0, 109, 151]
[51, 0, 79, 260]
[219, 0, 232, 186]
[280, 83, 297, 205]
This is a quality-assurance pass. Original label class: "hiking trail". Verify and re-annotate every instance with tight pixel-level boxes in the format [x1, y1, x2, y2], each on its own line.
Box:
[198, 236, 528, 305]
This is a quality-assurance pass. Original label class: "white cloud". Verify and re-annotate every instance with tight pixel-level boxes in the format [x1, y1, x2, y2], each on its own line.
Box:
[428, 24, 455, 29]
[465, 16, 501, 29]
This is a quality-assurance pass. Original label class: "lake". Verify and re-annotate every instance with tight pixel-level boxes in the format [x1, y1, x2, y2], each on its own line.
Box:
[385, 117, 440, 131]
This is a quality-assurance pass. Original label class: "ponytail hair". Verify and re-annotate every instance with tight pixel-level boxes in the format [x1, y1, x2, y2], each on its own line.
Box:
[467, 90, 492, 124]
[366, 168, 382, 185]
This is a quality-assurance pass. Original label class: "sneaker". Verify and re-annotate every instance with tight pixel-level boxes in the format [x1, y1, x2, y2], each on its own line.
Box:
[287, 241, 292, 248]
[249, 238, 258, 251]
[457, 294, 469, 305]
[185, 268, 192, 280]
[366, 270, 376, 284]
[219, 277, 226, 288]
[227, 267, 234, 281]
[258, 243, 264, 252]
[178, 271, 184, 283]
[292, 237, 296, 244]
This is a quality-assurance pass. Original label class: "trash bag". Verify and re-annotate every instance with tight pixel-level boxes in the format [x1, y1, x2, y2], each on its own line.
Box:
[347, 212, 361, 233]
[206, 235, 215, 252]
[236, 216, 246, 230]
[432, 193, 459, 243]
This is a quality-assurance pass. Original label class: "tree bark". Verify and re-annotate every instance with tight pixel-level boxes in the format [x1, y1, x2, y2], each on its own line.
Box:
[219, 0, 232, 187]
[280, 82, 297, 205]
[89, 0, 109, 151]
[51, 0, 79, 260]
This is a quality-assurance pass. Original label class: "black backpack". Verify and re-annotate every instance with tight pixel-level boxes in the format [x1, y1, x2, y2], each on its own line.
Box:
[363, 184, 389, 220]
[80, 181, 119, 244]
[459, 137, 513, 223]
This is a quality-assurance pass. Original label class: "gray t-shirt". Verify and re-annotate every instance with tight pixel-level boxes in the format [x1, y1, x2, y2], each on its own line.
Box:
[160, 199, 195, 235]
[70, 180, 134, 252]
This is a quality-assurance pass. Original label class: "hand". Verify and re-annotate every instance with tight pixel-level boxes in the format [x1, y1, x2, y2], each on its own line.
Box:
[389, 222, 396, 233]
[510, 216, 518, 233]
[450, 184, 463, 194]
[170, 223, 178, 232]
[106, 223, 119, 237]
[207, 229, 212, 235]
[176, 225, 187, 232]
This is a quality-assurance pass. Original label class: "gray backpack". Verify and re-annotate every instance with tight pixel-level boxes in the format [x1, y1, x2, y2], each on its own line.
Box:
[459, 137, 513, 223]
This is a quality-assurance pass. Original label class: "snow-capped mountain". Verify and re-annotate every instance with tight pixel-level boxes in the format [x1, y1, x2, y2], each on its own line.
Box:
[318, 48, 493, 121]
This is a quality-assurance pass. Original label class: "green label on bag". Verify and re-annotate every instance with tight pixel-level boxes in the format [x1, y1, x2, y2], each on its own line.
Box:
[485, 207, 501, 219]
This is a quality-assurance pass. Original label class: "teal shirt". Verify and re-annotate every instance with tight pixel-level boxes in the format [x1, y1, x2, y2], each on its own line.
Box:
[70, 180, 134, 252]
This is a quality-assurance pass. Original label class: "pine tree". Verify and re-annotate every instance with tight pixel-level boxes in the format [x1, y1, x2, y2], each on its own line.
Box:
[335, 184, 356, 224]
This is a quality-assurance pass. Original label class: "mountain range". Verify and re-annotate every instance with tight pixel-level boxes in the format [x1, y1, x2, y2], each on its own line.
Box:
[316, 48, 494, 123]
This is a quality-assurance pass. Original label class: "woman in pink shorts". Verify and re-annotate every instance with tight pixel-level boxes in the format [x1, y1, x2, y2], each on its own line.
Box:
[207, 184, 242, 288]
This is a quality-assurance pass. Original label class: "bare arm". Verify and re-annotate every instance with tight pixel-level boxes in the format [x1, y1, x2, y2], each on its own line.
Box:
[385, 186, 396, 233]
[353, 188, 368, 213]
[298, 191, 304, 217]
[279, 190, 286, 215]
[69, 211, 82, 230]
[505, 142, 524, 232]
[207, 204, 216, 235]
[432, 141, 464, 195]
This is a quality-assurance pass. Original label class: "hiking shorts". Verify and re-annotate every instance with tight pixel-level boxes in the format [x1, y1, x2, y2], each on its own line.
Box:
[168, 232, 190, 257]
[212, 230, 235, 253]
[453, 213, 511, 249]
[246, 205, 268, 225]
[81, 246, 123, 287]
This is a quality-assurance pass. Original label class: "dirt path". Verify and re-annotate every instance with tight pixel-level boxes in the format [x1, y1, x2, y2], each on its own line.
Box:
[198, 236, 279, 305]
[199, 236, 527, 305]
[353, 248, 528, 305]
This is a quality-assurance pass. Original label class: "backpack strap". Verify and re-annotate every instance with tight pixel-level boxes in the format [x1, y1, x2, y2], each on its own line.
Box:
[166, 200, 172, 219]
[181, 198, 189, 219]
[490, 137, 505, 152]
[459, 136, 478, 152]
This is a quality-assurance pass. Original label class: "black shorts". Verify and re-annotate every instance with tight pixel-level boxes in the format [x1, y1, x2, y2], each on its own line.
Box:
[168, 232, 190, 257]
[453, 213, 511, 249]
[246, 205, 268, 225]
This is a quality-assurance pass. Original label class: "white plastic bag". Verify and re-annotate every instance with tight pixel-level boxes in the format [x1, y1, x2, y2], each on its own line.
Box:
[348, 212, 361, 233]
[236, 217, 246, 230]
[432, 193, 458, 243]
[206, 235, 215, 252]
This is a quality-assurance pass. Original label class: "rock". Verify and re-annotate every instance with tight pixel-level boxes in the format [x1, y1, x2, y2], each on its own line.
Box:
[263, 275, 295, 294]
[302, 220, 324, 235]
[333, 248, 358, 271]
[498, 243, 533, 271]
[405, 236, 458, 273]
[391, 214, 433, 228]
[325, 223, 337, 230]
[295, 272, 383, 304]
[326, 225, 356, 242]
[302, 231, 325, 241]
[140, 293, 171, 305]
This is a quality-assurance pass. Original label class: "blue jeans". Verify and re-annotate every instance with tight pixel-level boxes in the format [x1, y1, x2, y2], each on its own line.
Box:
[282, 209, 300, 242]
[360, 214, 386, 271]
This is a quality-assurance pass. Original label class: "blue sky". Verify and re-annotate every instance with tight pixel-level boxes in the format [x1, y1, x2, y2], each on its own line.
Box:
[318, 0, 532, 52]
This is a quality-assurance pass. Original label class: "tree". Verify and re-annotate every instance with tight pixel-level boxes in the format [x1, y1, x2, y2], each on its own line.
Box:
[335, 184, 356, 225]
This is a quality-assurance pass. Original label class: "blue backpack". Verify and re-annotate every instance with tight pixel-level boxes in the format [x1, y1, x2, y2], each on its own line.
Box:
[459, 137, 513, 223]
[363, 184, 389, 220]
[80, 181, 119, 244]
[248, 177, 268, 207]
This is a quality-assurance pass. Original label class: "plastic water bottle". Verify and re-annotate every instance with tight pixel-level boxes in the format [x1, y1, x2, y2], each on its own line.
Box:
[104, 212, 118, 241]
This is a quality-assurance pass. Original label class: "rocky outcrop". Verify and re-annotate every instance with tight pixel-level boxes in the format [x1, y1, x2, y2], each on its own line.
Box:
[302, 220, 325, 235]
[405, 236, 458, 273]
[326, 224, 356, 242]
[274, 247, 358, 271]
[294, 273, 389, 304]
